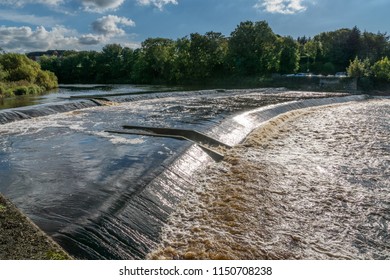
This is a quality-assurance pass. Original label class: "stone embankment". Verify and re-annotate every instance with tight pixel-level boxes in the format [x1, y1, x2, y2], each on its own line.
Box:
[0, 194, 71, 260]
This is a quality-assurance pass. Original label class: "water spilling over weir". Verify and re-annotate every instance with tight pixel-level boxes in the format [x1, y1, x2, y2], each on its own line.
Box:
[0, 88, 374, 259]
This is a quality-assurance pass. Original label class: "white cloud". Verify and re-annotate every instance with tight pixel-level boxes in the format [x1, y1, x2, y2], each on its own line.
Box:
[78, 34, 104, 45]
[0, 25, 80, 53]
[92, 15, 135, 36]
[0, 14, 137, 52]
[137, 0, 178, 10]
[81, 0, 125, 12]
[254, 0, 307, 14]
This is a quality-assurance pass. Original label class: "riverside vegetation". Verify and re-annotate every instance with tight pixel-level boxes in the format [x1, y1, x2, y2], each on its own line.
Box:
[0, 52, 58, 98]
[38, 21, 390, 90]
[1, 20, 390, 97]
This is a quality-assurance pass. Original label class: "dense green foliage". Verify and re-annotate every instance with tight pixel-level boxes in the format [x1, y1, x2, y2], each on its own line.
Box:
[371, 57, 390, 81]
[0, 53, 58, 97]
[37, 21, 390, 87]
[300, 26, 390, 74]
[347, 57, 371, 78]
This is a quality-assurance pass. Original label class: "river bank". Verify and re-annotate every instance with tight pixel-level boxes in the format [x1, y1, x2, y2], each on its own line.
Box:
[148, 98, 390, 260]
[0, 194, 71, 260]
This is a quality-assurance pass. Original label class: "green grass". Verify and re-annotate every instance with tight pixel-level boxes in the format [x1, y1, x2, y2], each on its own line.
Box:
[0, 81, 46, 98]
[45, 250, 71, 260]
[0, 203, 6, 212]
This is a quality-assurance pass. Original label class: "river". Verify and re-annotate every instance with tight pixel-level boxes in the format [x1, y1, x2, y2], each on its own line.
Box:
[149, 98, 390, 260]
[0, 86, 387, 259]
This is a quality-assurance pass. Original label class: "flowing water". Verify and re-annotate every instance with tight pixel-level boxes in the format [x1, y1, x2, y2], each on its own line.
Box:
[0, 84, 173, 110]
[149, 98, 390, 260]
[0, 87, 384, 260]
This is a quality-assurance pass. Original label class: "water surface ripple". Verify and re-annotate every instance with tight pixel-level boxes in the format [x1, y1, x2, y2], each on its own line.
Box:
[150, 98, 390, 260]
[0, 89, 371, 259]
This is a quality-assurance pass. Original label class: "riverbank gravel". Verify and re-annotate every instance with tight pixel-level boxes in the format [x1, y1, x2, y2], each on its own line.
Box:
[0, 194, 71, 260]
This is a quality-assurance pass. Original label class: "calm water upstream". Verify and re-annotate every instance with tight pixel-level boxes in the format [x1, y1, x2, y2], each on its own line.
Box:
[1, 86, 386, 259]
[0, 84, 174, 110]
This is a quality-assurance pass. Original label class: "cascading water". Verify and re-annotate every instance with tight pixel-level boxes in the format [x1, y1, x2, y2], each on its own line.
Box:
[0, 87, 372, 259]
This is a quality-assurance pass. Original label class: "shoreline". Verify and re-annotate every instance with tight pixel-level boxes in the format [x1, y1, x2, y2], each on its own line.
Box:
[0, 194, 72, 260]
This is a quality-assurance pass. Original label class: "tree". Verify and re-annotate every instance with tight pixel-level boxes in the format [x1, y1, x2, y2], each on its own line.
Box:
[299, 39, 324, 73]
[228, 21, 279, 75]
[360, 31, 390, 63]
[36, 70, 58, 90]
[346, 26, 361, 62]
[0, 63, 7, 81]
[0, 53, 40, 83]
[78, 51, 99, 82]
[347, 56, 371, 78]
[97, 44, 124, 82]
[371, 57, 390, 81]
[120, 47, 135, 81]
[40, 55, 61, 76]
[279, 36, 300, 74]
[170, 36, 191, 83]
[133, 38, 176, 83]
[187, 32, 228, 80]
[314, 28, 355, 72]
[0, 53, 58, 96]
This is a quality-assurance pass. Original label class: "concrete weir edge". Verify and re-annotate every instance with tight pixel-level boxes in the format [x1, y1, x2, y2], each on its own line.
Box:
[134, 94, 369, 258]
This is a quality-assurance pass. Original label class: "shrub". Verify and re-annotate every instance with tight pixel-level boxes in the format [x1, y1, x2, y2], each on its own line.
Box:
[36, 70, 58, 90]
[0, 53, 58, 96]
[371, 57, 390, 81]
[322, 62, 335, 75]
[13, 86, 29, 95]
[347, 57, 371, 78]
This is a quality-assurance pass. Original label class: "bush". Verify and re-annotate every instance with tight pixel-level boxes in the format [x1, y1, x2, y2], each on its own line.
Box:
[371, 57, 390, 81]
[347, 57, 371, 78]
[0, 65, 7, 82]
[322, 62, 336, 75]
[0, 53, 58, 97]
[13, 86, 29, 95]
[36, 70, 58, 90]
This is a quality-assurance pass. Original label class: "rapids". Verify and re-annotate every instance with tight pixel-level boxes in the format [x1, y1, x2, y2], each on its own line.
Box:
[0, 88, 379, 259]
[149, 98, 390, 260]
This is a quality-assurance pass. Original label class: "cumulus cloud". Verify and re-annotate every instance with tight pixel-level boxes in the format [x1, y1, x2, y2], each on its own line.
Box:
[137, 0, 178, 10]
[0, 14, 137, 52]
[0, 25, 80, 53]
[78, 34, 104, 45]
[92, 15, 135, 36]
[254, 0, 307, 14]
[81, 0, 125, 12]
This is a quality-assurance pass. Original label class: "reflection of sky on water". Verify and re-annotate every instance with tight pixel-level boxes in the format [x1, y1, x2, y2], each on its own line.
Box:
[0, 88, 354, 259]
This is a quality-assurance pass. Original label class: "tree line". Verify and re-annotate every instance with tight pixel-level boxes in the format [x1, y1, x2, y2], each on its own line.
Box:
[1, 20, 389, 97]
[38, 21, 390, 86]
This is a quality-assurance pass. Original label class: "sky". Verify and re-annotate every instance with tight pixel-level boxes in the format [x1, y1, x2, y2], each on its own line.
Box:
[0, 0, 389, 53]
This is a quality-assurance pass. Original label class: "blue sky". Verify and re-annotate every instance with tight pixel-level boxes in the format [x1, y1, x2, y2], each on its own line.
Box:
[0, 0, 389, 53]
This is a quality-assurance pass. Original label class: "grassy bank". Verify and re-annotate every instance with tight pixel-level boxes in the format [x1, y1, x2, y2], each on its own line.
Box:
[0, 81, 50, 98]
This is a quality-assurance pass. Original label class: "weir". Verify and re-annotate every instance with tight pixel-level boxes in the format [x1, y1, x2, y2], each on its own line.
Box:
[106, 126, 227, 162]
[0, 90, 369, 260]
[0, 100, 99, 125]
